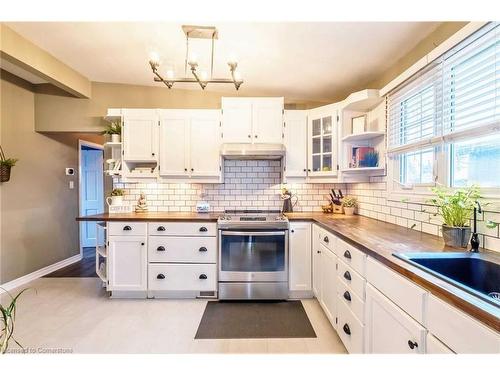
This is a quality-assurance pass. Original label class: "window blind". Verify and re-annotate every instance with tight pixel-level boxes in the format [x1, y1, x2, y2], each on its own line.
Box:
[442, 22, 500, 140]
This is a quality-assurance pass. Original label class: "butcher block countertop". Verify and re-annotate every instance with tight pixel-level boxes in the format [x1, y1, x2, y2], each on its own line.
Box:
[77, 211, 499, 331]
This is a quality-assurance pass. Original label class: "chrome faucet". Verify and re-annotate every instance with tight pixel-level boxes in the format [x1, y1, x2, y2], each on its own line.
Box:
[470, 201, 482, 252]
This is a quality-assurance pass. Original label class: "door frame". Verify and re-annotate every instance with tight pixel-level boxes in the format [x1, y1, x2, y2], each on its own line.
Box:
[78, 140, 104, 257]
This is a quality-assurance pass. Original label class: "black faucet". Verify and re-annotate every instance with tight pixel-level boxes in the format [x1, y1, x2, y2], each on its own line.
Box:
[470, 201, 482, 252]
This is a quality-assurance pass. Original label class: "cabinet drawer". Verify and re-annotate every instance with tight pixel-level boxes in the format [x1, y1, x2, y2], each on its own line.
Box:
[366, 257, 427, 324]
[337, 299, 364, 354]
[338, 279, 365, 323]
[319, 229, 335, 252]
[336, 239, 366, 276]
[148, 222, 216, 236]
[337, 260, 365, 300]
[148, 264, 217, 291]
[426, 294, 500, 354]
[108, 222, 147, 236]
[148, 236, 217, 263]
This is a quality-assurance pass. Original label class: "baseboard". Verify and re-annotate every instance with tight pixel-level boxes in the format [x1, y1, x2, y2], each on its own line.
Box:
[0, 253, 82, 293]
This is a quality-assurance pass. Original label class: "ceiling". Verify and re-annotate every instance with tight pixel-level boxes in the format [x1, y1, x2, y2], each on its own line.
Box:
[5, 22, 441, 102]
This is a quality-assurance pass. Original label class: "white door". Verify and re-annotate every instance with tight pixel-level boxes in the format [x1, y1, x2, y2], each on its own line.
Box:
[252, 98, 284, 143]
[321, 246, 338, 327]
[365, 284, 426, 354]
[122, 109, 159, 162]
[221, 98, 252, 143]
[108, 236, 147, 291]
[81, 148, 104, 247]
[289, 222, 312, 293]
[312, 227, 322, 298]
[159, 110, 189, 177]
[284, 110, 308, 178]
[189, 110, 221, 178]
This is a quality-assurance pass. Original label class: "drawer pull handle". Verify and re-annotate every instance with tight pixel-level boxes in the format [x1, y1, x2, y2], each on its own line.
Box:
[123, 225, 132, 231]
[157, 246, 166, 252]
[157, 226, 166, 231]
[157, 274, 165, 280]
[199, 274, 208, 280]
[344, 250, 352, 259]
[323, 236, 329, 243]
[407, 340, 418, 350]
[343, 324, 351, 336]
[343, 271, 351, 281]
[199, 247, 208, 252]
[343, 291, 351, 302]
[199, 227, 208, 232]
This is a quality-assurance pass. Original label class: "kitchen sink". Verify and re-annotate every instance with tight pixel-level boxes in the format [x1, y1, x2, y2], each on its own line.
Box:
[393, 252, 500, 307]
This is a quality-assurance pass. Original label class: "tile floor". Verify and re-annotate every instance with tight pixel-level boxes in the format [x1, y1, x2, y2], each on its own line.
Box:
[4, 278, 347, 354]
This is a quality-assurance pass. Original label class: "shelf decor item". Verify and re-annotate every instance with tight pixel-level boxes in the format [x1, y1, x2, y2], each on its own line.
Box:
[135, 192, 149, 213]
[350, 146, 375, 168]
[0, 146, 18, 183]
[106, 188, 125, 207]
[362, 151, 379, 167]
[428, 185, 481, 247]
[342, 196, 358, 216]
[351, 115, 366, 134]
[102, 121, 122, 143]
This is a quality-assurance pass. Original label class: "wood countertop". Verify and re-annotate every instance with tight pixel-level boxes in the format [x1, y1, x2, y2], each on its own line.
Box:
[77, 211, 499, 331]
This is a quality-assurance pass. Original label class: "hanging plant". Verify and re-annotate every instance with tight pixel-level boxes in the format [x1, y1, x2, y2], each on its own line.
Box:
[0, 146, 18, 183]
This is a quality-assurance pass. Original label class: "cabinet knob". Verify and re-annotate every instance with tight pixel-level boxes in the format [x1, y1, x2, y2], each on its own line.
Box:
[157, 246, 165, 252]
[317, 250, 321, 254]
[343, 324, 351, 336]
[157, 226, 166, 232]
[407, 340, 418, 350]
[308, 169, 311, 172]
[248, 134, 251, 138]
[254, 135, 258, 138]
[303, 168, 307, 172]
[152, 152, 155, 156]
[157, 274, 165, 280]
[141, 242, 145, 246]
[184, 168, 188, 172]
[323, 236, 329, 243]
[344, 250, 352, 259]
[343, 271, 352, 281]
[199, 247, 208, 252]
[199, 227, 208, 232]
[343, 291, 351, 302]
[199, 274, 208, 280]
[191, 168, 194, 172]
[291, 229, 295, 233]
[123, 225, 132, 231]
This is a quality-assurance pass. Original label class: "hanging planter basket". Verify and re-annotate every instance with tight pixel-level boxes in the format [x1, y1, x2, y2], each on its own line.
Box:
[0, 146, 17, 183]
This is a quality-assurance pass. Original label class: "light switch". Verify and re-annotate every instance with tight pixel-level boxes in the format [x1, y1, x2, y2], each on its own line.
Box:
[69, 181, 74, 189]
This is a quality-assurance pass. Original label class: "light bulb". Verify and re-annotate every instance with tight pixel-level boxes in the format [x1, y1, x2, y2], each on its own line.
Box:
[149, 51, 160, 65]
[228, 53, 238, 66]
[188, 52, 198, 65]
[199, 70, 208, 82]
[233, 69, 243, 82]
[165, 69, 175, 80]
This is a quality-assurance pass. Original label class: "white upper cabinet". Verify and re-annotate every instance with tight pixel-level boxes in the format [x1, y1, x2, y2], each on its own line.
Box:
[159, 109, 221, 180]
[308, 104, 338, 177]
[122, 109, 159, 162]
[284, 110, 308, 179]
[221, 97, 284, 144]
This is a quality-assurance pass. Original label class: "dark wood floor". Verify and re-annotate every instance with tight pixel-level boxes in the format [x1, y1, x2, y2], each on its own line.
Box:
[44, 247, 97, 277]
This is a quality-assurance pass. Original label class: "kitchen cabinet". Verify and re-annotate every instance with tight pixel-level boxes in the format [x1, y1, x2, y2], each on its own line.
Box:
[122, 109, 159, 162]
[312, 225, 323, 298]
[365, 284, 426, 354]
[426, 333, 454, 354]
[221, 97, 284, 144]
[284, 110, 308, 179]
[107, 235, 147, 293]
[320, 244, 338, 327]
[289, 222, 312, 297]
[308, 104, 338, 177]
[159, 109, 221, 180]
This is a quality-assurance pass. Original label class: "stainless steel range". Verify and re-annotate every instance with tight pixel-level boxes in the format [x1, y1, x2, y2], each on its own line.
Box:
[218, 210, 289, 300]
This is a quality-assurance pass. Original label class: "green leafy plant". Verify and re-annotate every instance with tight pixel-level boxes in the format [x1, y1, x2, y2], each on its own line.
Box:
[0, 158, 18, 167]
[111, 188, 125, 196]
[362, 151, 379, 167]
[102, 121, 122, 135]
[1, 288, 30, 354]
[427, 185, 481, 227]
[342, 196, 358, 208]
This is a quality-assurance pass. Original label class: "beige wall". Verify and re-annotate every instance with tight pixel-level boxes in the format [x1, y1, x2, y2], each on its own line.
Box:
[0, 72, 101, 283]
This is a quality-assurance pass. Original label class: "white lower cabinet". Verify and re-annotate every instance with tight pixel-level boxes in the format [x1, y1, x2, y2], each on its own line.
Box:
[148, 263, 217, 292]
[289, 222, 312, 297]
[338, 298, 364, 353]
[107, 235, 147, 294]
[320, 244, 338, 328]
[426, 333, 454, 354]
[365, 284, 426, 354]
[312, 225, 323, 298]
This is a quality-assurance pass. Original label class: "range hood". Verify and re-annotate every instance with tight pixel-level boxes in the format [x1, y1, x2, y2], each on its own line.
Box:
[220, 143, 286, 160]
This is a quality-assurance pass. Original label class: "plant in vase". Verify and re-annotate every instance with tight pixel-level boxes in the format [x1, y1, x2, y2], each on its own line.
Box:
[102, 121, 122, 143]
[0, 146, 18, 183]
[342, 196, 358, 216]
[427, 185, 481, 248]
[1, 288, 30, 354]
[106, 188, 125, 207]
[362, 151, 379, 167]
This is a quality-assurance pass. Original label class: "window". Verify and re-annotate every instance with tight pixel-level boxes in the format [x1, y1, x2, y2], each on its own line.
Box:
[388, 22, 500, 193]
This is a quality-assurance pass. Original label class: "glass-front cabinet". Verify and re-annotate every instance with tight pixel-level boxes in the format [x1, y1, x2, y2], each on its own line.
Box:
[308, 106, 338, 177]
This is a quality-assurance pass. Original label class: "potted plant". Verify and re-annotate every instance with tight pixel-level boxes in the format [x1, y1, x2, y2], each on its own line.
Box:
[1, 288, 29, 354]
[106, 188, 125, 207]
[0, 146, 18, 183]
[428, 185, 481, 247]
[342, 196, 358, 216]
[102, 121, 122, 143]
[362, 151, 379, 168]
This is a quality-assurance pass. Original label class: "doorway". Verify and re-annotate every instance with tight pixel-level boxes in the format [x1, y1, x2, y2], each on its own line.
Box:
[78, 140, 104, 255]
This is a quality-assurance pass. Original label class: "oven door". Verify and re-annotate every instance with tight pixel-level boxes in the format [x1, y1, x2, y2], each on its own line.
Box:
[219, 230, 288, 282]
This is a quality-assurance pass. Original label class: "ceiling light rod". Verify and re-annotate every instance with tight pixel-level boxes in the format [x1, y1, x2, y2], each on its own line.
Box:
[149, 25, 243, 91]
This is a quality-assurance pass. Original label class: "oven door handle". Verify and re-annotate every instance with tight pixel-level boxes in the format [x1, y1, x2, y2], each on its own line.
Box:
[220, 231, 286, 236]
